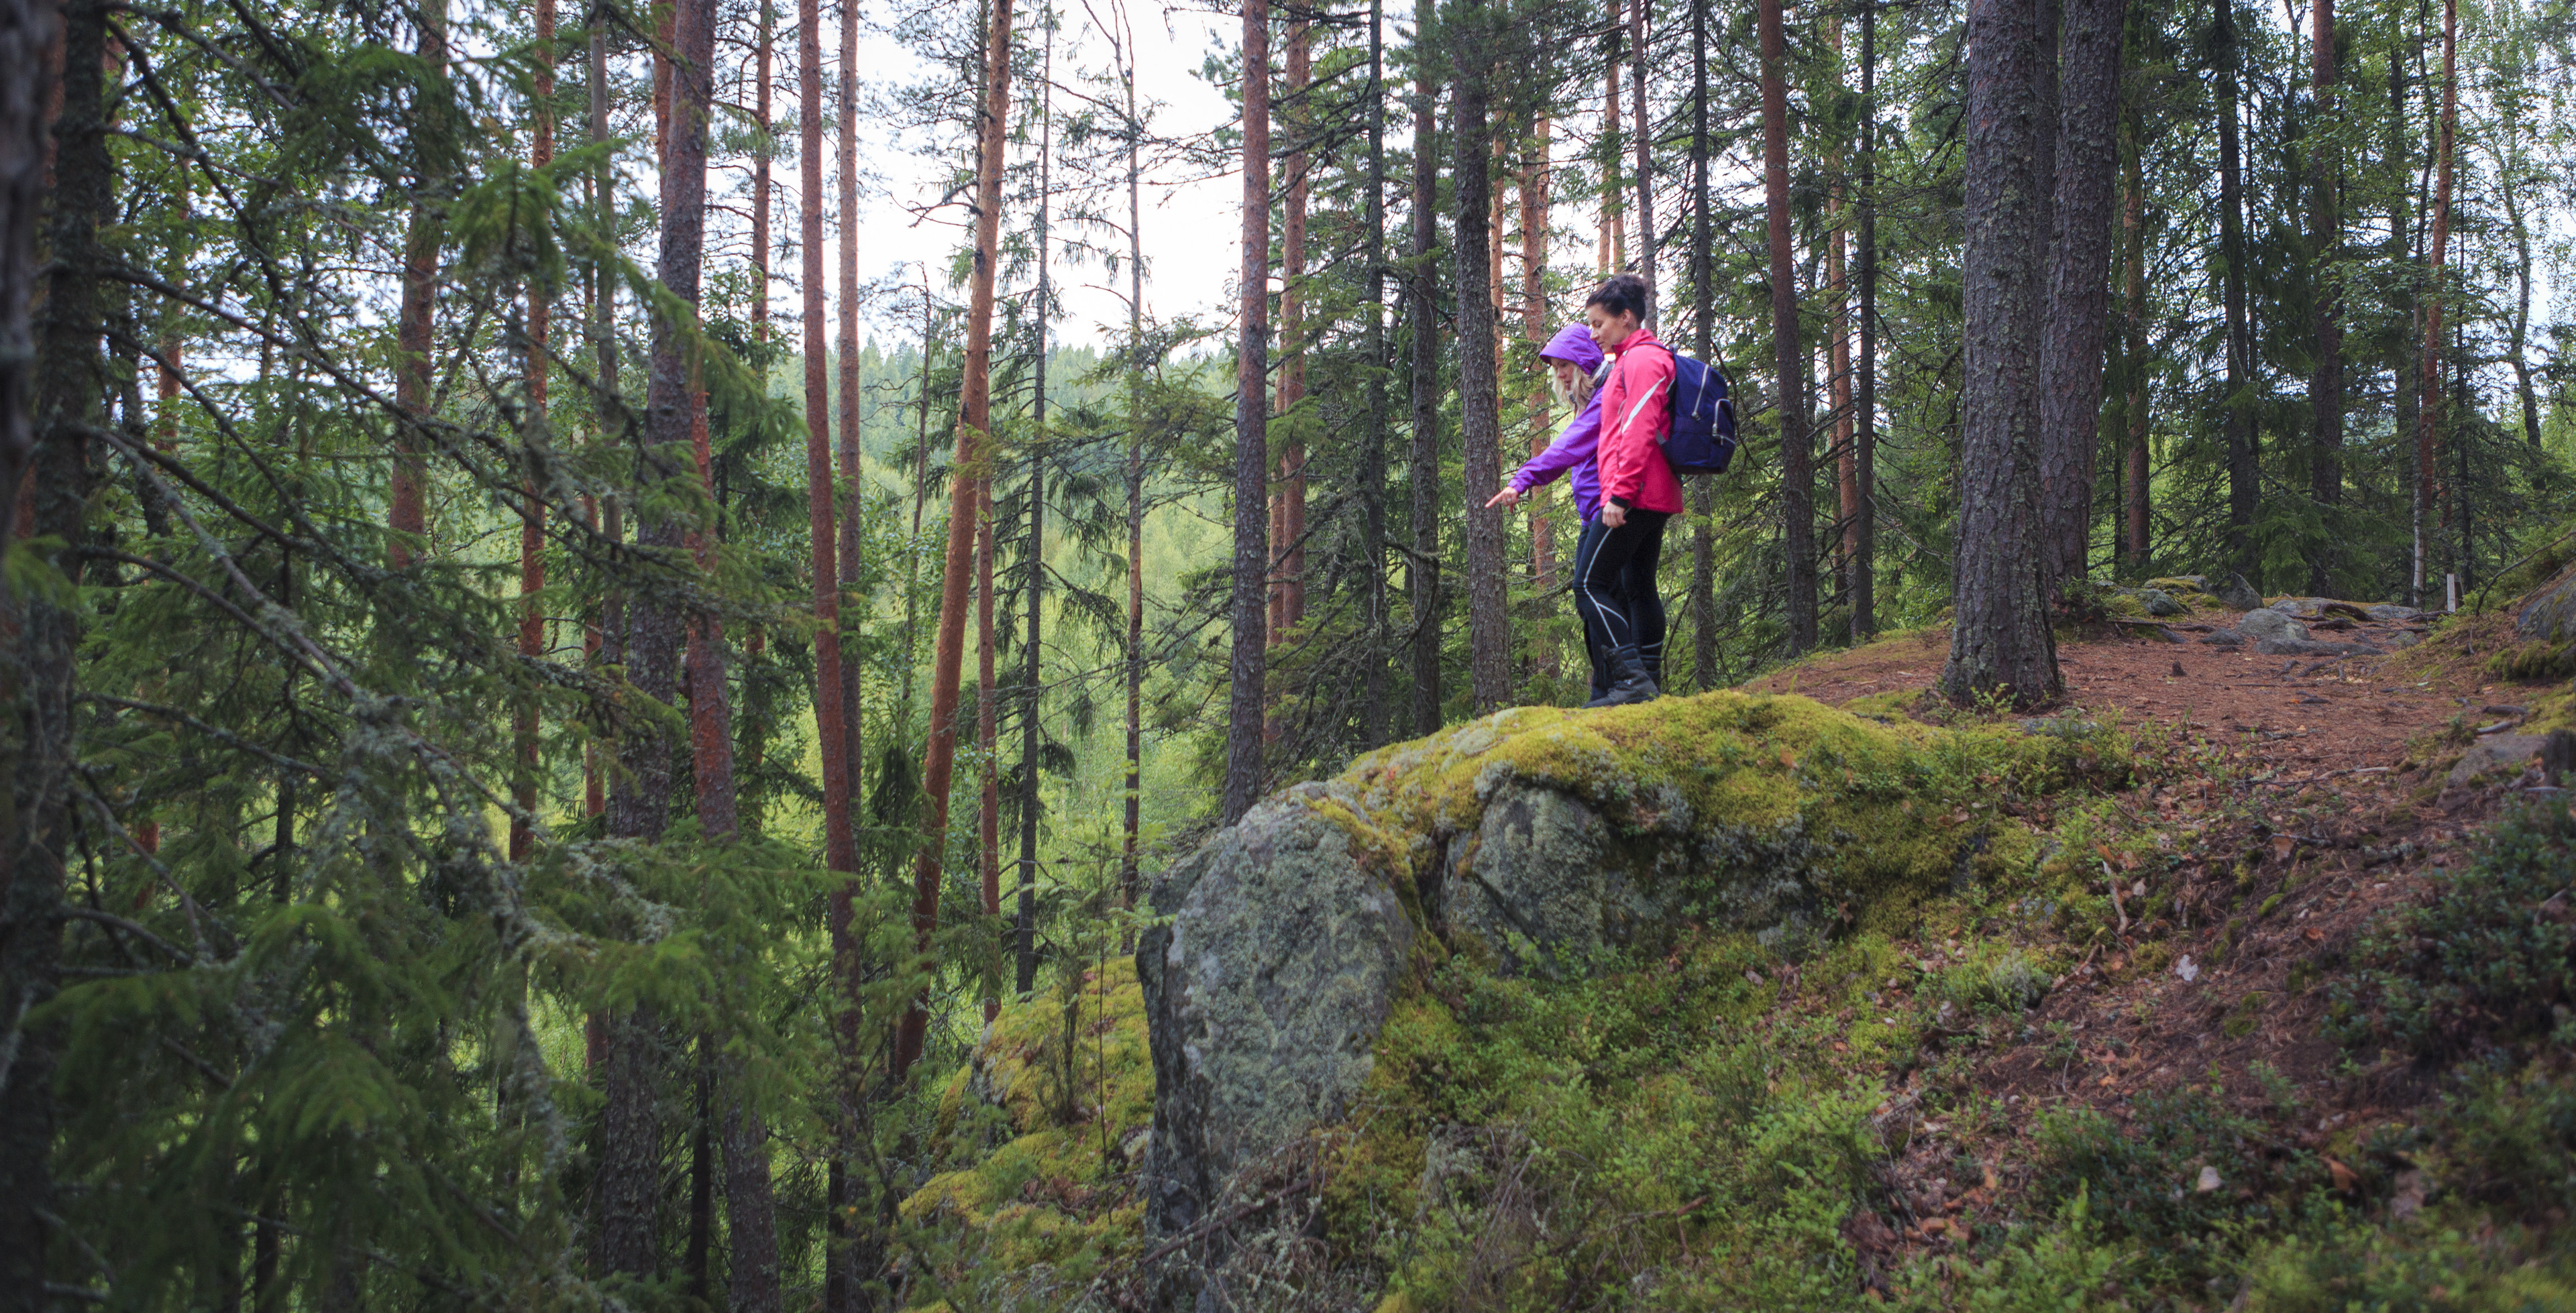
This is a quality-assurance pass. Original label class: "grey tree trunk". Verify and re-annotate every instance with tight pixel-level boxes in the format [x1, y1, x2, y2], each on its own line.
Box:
[3, 2, 107, 1302]
[2036, 0, 2129, 593]
[1855, 0, 1878, 636]
[1407, 82, 1444, 736]
[1223, 0, 1270, 823]
[1760, 0, 1815, 653]
[1689, 0, 1717, 687]
[1362, 0, 1393, 741]
[2310, 0, 2344, 594]
[1941, 0, 2061, 707]
[2217, 0, 2255, 581]
[1452, 9, 1511, 715]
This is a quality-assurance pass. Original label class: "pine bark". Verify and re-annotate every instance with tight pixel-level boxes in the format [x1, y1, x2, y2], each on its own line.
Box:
[2122, 137, 2149, 573]
[1222, 0, 1271, 823]
[0, 0, 46, 548]
[513, 0, 553, 864]
[1407, 82, 1442, 736]
[391, 0, 445, 566]
[2217, 0, 2254, 581]
[1828, 17, 1854, 593]
[1760, 0, 1815, 653]
[3, 1, 107, 1298]
[836, 0, 864, 799]
[1941, 0, 2061, 707]
[1272, 21, 1307, 646]
[1630, 0, 1654, 311]
[1016, 32, 1051, 996]
[1454, 6, 1511, 714]
[2309, 0, 2343, 592]
[1360, 0, 1392, 740]
[597, 0, 716, 1275]
[2418, 0, 2454, 593]
[975, 479, 998, 1017]
[1688, 0, 1717, 683]
[2036, 0, 2128, 593]
[1854, 0, 1878, 636]
[1121, 42, 1144, 913]
[1521, 120, 1553, 633]
[898, 0, 1012, 1070]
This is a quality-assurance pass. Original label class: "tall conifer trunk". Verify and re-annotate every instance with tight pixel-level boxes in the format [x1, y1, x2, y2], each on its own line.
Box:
[2217, 0, 2254, 581]
[1274, 20, 1308, 646]
[598, 0, 716, 1274]
[899, 0, 1012, 1069]
[2308, 0, 2342, 591]
[2122, 134, 2150, 573]
[1688, 0, 1717, 682]
[1222, 0, 1271, 823]
[3, 0, 108, 1296]
[1630, 0, 1654, 310]
[1760, 0, 1815, 652]
[1941, 0, 2061, 706]
[1521, 119, 1553, 644]
[2036, 0, 2129, 593]
[1016, 27, 1052, 997]
[2419, 0, 2454, 599]
[1454, 4, 1510, 714]
[1120, 25, 1144, 915]
[0, 0, 46, 548]
[1827, 17, 1854, 596]
[837, 0, 863, 798]
[391, 0, 445, 566]
[1854, 0, 1878, 636]
[513, 0, 553, 864]
[1407, 82, 1441, 736]
[1361, 0, 1392, 739]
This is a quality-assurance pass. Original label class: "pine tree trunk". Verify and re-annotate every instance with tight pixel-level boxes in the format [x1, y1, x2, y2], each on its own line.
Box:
[1016, 30, 1051, 997]
[0, 0, 47, 548]
[1522, 119, 1554, 681]
[1222, 0, 1271, 823]
[1361, 0, 1393, 741]
[2509, 186, 2540, 449]
[1941, 0, 2061, 707]
[1454, 10, 1511, 715]
[1760, 0, 1815, 654]
[2122, 137, 2150, 574]
[2309, 0, 2343, 592]
[1603, 46, 1624, 273]
[1854, 0, 1878, 637]
[1630, 0, 1654, 311]
[513, 0, 553, 864]
[2, 1, 107, 1297]
[1689, 0, 1718, 685]
[1407, 81, 1442, 737]
[2418, 0, 2453, 595]
[1121, 46, 1144, 916]
[1827, 17, 1854, 596]
[2217, 0, 2254, 581]
[586, 19, 616, 825]
[598, 0, 717, 1275]
[836, 1, 864, 799]
[899, 0, 1012, 1070]
[975, 479, 998, 1017]
[2036, 0, 2128, 594]
[1275, 21, 1307, 644]
[391, 0, 445, 567]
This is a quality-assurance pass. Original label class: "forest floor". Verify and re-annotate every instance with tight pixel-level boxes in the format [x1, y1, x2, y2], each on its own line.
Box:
[1741, 601, 2573, 1283]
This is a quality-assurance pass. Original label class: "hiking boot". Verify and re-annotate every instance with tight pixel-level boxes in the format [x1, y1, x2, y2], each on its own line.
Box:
[1585, 647, 1659, 708]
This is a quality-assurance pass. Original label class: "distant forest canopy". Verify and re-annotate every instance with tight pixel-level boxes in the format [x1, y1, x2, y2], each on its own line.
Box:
[0, 0, 2570, 1302]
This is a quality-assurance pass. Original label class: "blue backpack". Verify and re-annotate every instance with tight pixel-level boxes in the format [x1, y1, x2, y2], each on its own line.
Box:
[1661, 351, 1738, 475]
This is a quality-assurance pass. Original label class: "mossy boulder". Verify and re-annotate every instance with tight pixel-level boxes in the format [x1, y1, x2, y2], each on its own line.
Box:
[1136, 691, 2119, 1306]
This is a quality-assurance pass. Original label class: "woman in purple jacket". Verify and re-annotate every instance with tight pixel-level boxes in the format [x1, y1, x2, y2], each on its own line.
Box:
[1486, 324, 1619, 702]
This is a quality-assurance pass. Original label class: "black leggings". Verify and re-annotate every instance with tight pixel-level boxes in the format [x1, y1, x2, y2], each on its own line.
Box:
[1570, 518, 1617, 695]
[1578, 509, 1668, 665]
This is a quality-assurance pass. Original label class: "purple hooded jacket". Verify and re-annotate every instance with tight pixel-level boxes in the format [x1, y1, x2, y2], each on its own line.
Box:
[1507, 324, 1609, 523]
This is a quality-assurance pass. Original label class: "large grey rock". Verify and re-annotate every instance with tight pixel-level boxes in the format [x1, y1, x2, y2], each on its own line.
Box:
[2450, 734, 2548, 787]
[2267, 596, 2330, 618]
[2519, 572, 2576, 640]
[2236, 608, 2309, 644]
[2130, 588, 2187, 617]
[1138, 787, 1416, 1243]
[2369, 604, 2427, 623]
[2216, 573, 2265, 611]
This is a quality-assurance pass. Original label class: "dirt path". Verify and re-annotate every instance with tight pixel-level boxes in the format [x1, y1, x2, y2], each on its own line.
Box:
[1743, 606, 2567, 1267]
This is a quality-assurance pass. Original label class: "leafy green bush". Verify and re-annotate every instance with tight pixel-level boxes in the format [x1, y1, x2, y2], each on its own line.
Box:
[2327, 800, 2576, 1058]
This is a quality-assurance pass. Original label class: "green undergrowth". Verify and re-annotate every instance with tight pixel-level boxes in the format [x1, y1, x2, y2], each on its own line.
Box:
[890, 699, 2576, 1309]
[899, 954, 1152, 1308]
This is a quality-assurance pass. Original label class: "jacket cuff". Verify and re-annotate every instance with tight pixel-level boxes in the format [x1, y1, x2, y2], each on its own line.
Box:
[1609, 496, 1633, 510]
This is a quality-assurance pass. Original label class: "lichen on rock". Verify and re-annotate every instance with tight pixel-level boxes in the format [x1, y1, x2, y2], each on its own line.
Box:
[1134, 690, 2122, 1306]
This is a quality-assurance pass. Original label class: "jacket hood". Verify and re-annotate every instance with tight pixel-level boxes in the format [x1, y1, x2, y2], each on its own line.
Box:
[1540, 323, 1605, 372]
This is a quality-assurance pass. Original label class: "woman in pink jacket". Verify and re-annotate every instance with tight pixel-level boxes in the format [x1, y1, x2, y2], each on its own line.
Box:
[1581, 274, 1681, 707]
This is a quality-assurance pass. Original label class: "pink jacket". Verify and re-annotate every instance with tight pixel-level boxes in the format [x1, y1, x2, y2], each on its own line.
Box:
[1596, 329, 1685, 515]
